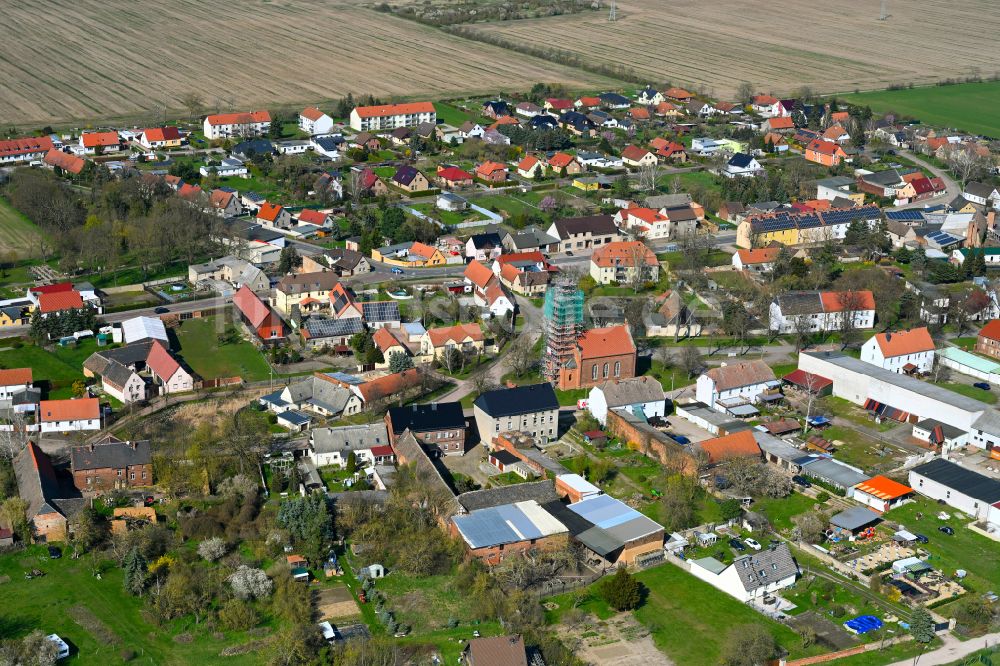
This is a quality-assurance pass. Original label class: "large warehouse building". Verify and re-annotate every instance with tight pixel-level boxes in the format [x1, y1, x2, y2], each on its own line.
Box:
[798, 351, 1000, 451]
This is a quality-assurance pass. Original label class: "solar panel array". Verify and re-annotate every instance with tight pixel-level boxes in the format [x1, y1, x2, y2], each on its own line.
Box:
[885, 209, 925, 221]
[926, 231, 960, 246]
[306, 317, 364, 337]
[362, 301, 400, 323]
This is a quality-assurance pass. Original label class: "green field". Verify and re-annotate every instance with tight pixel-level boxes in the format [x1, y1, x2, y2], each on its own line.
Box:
[0, 546, 266, 665]
[843, 82, 1000, 137]
[172, 316, 272, 381]
[0, 196, 47, 258]
[0, 339, 96, 398]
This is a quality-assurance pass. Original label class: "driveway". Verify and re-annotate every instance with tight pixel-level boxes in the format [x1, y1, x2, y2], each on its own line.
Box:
[890, 150, 959, 210]
[885, 633, 1000, 666]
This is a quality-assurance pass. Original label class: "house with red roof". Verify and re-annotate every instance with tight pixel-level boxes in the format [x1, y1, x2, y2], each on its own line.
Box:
[298, 106, 334, 135]
[476, 161, 508, 184]
[546, 152, 582, 174]
[805, 139, 850, 167]
[976, 319, 1000, 360]
[209, 189, 243, 218]
[822, 125, 851, 144]
[203, 111, 272, 140]
[420, 323, 485, 360]
[752, 94, 784, 117]
[697, 430, 762, 465]
[12, 442, 69, 540]
[851, 476, 914, 513]
[516, 155, 546, 179]
[257, 202, 292, 229]
[575, 96, 602, 110]
[621, 145, 657, 168]
[436, 165, 474, 188]
[0, 135, 53, 165]
[355, 167, 388, 197]
[79, 131, 121, 154]
[39, 397, 101, 432]
[0, 368, 32, 401]
[770, 290, 876, 334]
[860, 328, 935, 374]
[349, 102, 435, 132]
[544, 98, 574, 114]
[653, 101, 681, 118]
[557, 325, 637, 390]
[732, 247, 780, 273]
[762, 116, 795, 133]
[629, 107, 651, 121]
[43, 149, 85, 175]
[589, 241, 659, 285]
[664, 87, 693, 102]
[137, 126, 182, 150]
[649, 137, 687, 162]
[233, 285, 286, 343]
[297, 208, 333, 228]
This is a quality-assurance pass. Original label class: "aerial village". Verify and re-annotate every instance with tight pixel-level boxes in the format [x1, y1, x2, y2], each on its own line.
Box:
[1, 83, 1000, 665]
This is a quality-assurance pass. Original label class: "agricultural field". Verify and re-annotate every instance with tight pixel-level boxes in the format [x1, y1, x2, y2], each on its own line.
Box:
[457, 0, 1000, 97]
[2, 0, 618, 127]
[0, 196, 47, 258]
[844, 81, 1000, 137]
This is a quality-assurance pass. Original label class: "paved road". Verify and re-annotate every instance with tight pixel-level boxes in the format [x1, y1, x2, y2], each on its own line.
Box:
[885, 633, 999, 666]
[890, 150, 959, 210]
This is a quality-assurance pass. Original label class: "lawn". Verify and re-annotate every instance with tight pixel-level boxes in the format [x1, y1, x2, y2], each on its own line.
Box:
[938, 382, 996, 405]
[752, 492, 820, 533]
[0, 339, 100, 397]
[843, 81, 1000, 138]
[822, 426, 908, 475]
[473, 194, 538, 219]
[0, 545, 266, 665]
[172, 316, 272, 381]
[434, 101, 477, 127]
[627, 564, 816, 665]
[824, 397, 897, 432]
[0, 195, 47, 257]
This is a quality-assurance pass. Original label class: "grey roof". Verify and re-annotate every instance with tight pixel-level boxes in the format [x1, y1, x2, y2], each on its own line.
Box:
[71, 436, 151, 471]
[552, 215, 618, 239]
[100, 360, 139, 390]
[971, 409, 1000, 437]
[517, 448, 570, 475]
[863, 169, 905, 186]
[911, 458, 1000, 503]
[278, 410, 311, 426]
[387, 402, 466, 434]
[830, 506, 881, 531]
[84, 341, 154, 373]
[731, 543, 798, 592]
[693, 557, 728, 574]
[505, 225, 559, 250]
[566, 493, 664, 556]
[303, 317, 365, 339]
[474, 384, 559, 418]
[776, 291, 823, 316]
[277, 271, 339, 295]
[457, 479, 558, 513]
[803, 351, 992, 414]
[800, 457, 869, 489]
[645, 193, 692, 208]
[286, 376, 354, 414]
[310, 423, 389, 455]
[594, 376, 665, 408]
[816, 176, 855, 189]
[391, 430, 459, 516]
[452, 500, 568, 549]
[753, 431, 812, 466]
[915, 418, 965, 440]
[964, 181, 997, 199]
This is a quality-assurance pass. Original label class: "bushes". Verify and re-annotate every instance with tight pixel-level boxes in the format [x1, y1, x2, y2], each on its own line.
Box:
[219, 599, 260, 631]
[599, 568, 642, 611]
[198, 536, 227, 562]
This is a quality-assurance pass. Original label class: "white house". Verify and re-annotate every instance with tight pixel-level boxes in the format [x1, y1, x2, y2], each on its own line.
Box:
[588, 376, 666, 425]
[203, 111, 271, 140]
[0, 368, 32, 401]
[349, 102, 436, 132]
[695, 360, 779, 413]
[691, 138, 724, 156]
[860, 328, 935, 375]
[769, 291, 876, 334]
[200, 157, 248, 178]
[908, 458, 1000, 521]
[276, 140, 311, 155]
[39, 398, 102, 432]
[576, 151, 622, 169]
[723, 153, 763, 179]
[308, 423, 394, 468]
[635, 87, 665, 106]
[299, 107, 334, 136]
[689, 543, 798, 603]
[732, 247, 779, 274]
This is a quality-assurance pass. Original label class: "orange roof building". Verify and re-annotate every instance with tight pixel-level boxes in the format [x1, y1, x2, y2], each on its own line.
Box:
[0, 368, 33, 387]
[852, 475, 914, 512]
[977, 319, 1000, 362]
[350, 102, 436, 131]
[733, 247, 780, 270]
[38, 290, 84, 314]
[81, 131, 120, 149]
[861, 327, 935, 374]
[464, 260, 496, 291]
[43, 149, 85, 174]
[697, 430, 761, 464]
[558, 325, 637, 390]
[39, 398, 100, 427]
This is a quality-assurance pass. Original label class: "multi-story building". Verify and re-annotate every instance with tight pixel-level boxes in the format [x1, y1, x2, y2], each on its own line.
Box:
[769, 290, 876, 334]
[70, 435, 153, 490]
[860, 328, 935, 374]
[473, 384, 560, 446]
[349, 102, 436, 132]
[203, 111, 272, 140]
[385, 402, 467, 456]
[589, 241, 659, 285]
[976, 319, 1000, 360]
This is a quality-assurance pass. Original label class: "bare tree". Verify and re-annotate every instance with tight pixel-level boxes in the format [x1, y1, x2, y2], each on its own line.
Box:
[0, 413, 30, 460]
[836, 290, 868, 349]
[180, 92, 205, 121]
[505, 334, 536, 377]
[637, 161, 658, 192]
[736, 82, 755, 106]
[677, 345, 703, 378]
[946, 149, 992, 186]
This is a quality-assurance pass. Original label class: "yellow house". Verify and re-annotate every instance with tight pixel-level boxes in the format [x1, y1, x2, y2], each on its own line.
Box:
[420, 323, 485, 360]
[573, 176, 600, 191]
[0, 305, 30, 327]
[139, 127, 183, 150]
[736, 218, 799, 249]
[377, 241, 446, 267]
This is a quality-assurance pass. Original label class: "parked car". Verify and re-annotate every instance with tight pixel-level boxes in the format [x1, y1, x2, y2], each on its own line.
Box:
[728, 538, 746, 552]
[47, 546, 61, 559]
[938, 526, 955, 536]
[974, 382, 991, 391]
[671, 434, 691, 445]
[744, 538, 762, 551]
[791, 475, 811, 488]
[391, 267, 404, 275]
[914, 533, 929, 544]
[153, 306, 170, 314]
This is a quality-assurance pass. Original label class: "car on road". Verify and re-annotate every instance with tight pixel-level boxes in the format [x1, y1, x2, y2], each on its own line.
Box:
[671, 434, 690, 445]
[938, 526, 955, 536]
[914, 534, 929, 544]
[974, 382, 991, 391]
[728, 538, 746, 552]
[47, 546, 61, 559]
[391, 267, 404, 275]
[153, 306, 170, 314]
[565, 251, 573, 256]
[791, 475, 811, 488]
[744, 538, 762, 551]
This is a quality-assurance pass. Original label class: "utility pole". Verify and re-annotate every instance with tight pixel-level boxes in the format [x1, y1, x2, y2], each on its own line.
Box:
[609, 0, 616, 22]
[879, 0, 888, 21]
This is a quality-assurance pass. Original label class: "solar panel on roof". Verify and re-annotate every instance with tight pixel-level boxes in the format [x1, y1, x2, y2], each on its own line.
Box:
[886, 209, 924, 221]
[362, 301, 400, 323]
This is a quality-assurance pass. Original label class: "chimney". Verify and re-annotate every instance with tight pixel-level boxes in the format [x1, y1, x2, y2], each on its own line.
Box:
[885, 331, 891, 342]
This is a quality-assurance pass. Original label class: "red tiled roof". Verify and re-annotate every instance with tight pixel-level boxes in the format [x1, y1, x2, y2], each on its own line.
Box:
[822, 125, 848, 140]
[577, 96, 601, 107]
[354, 102, 434, 119]
[210, 189, 234, 209]
[736, 247, 780, 265]
[300, 106, 326, 121]
[40, 397, 99, 423]
[38, 290, 83, 313]
[43, 149, 85, 174]
[517, 155, 540, 171]
[820, 290, 875, 313]
[464, 261, 495, 290]
[177, 183, 202, 200]
[205, 111, 271, 126]
[297, 209, 328, 225]
[767, 116, 795, 130]
[476, 161, 508, 177]
[622, 207, 666, 224]
[143, 127, 180, 142]
[782, 369, 832, 392]
[233, 285, 270, 328]
[806, 139, 843, 156]
[664, 87, 692, 99]
[427, 323, 483, 347]
[576, 325, 635, 360]
[547, 152, 576, 169]
[979, 319, 1000, 342]
[0, 135, 53, 158]
[437, 166, 473, 182]
[357, 368, 421, 402]
[699, 430, 761, 464]
[257, 202, 284, 222]
[621, 145, 652, 162]
[146, 340, 180, 381]
[591, 241, 658, 268]
[0, 368, 32, 386]
[373, 327, 406, 352]
[30, 282, 73, 295]
[753, 94, 779, 105]
[408, 242, 438, 260]
[873, 328, 934, 357]
[630, 107, 651, 120]
[497, 251, 545, 266]
[81, 131, 119, 148]
[911, 177, 934, 195]
[545, 98, 574, 109]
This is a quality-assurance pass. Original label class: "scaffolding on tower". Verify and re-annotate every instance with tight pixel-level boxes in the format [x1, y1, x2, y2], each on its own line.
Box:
[541, 278, 585, 381]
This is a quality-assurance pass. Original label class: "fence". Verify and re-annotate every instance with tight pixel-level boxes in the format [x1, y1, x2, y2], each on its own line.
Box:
[201, 376, 243, 389]
[782, 635, 913, 666]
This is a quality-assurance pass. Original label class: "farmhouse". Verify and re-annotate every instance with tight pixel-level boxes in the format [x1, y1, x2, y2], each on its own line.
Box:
[975, 319, 1000, 360]
[769, 290, 876, 334]
[473, 384, 559, 446]
[43, 149, 85, 175]
[84, 340, 194, 402]
[696, 360, 779, 415]
[349, 102, 436, 131]
[71, 435, 152, 491]
[79, 131, 121, 154]
[13, 443, 70, 541]
[203, 111, 271, 140]
[137, 126, 182, 150]
[860, 328, 935, 374]
[308, 423, 392, 468]
[39, 398, 101, 432]
[587, 376, 666, 426]
[233, 285, 286, 343]
[689, 543, 798, 603]
[589, 241, 659, 285]
[386, 402, 466, 456]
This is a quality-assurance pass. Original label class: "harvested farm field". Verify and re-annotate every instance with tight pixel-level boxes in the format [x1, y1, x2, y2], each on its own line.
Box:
[457, 0, 1000, 98]
[0, 0, 618, 127]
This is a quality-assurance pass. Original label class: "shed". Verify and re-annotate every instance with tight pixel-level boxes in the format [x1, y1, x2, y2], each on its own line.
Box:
[291, 567, 310, 582]
[696, 531, 719, 546]
[830, 506, 881, 534]
[892, 556, 932, 575]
